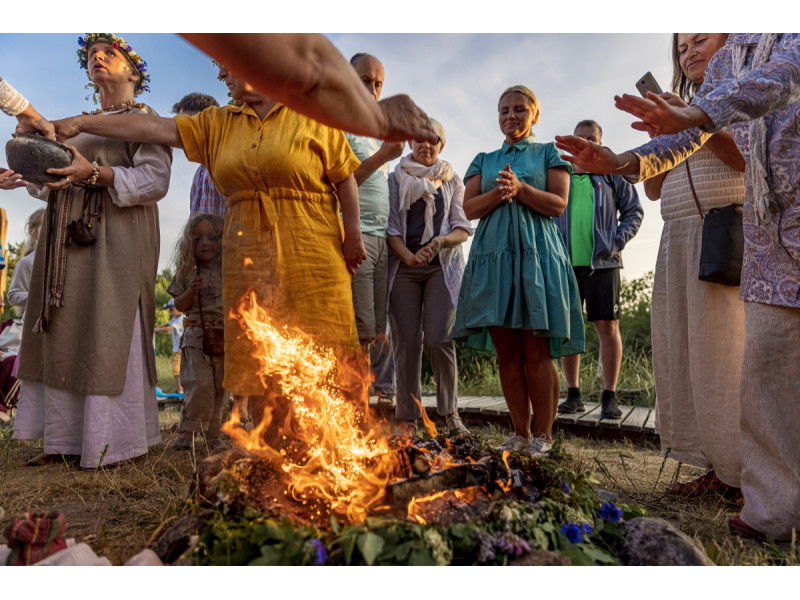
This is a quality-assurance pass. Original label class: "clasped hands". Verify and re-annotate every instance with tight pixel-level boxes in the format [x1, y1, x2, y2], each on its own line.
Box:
[404, 236, 443, 267]
[496, 163, 521, 202]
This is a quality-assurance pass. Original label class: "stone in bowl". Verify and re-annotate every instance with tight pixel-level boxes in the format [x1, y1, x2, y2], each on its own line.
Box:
[5, 133, 72, 185]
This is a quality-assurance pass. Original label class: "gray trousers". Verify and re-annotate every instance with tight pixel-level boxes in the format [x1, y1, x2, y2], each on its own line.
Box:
[179, 345, 226, 437]
[389, 264, 458, 420]
[739, 301, 800, 540]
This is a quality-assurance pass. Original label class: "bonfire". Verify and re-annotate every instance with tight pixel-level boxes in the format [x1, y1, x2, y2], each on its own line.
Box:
[164, 295, 641, 566]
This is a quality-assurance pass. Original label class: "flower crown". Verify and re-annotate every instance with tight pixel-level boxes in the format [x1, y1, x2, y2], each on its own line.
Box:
[77, 33, 151, 99]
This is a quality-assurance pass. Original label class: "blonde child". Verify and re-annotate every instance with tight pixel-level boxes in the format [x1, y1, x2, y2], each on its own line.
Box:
[168, 213, 226, 451]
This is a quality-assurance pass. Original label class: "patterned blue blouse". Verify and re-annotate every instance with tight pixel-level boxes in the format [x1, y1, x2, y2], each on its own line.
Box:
[631, 33, 800, 308]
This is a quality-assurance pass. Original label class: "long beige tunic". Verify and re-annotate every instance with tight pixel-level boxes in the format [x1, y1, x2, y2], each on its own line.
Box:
[18, 106, 168, 393]
[652, 144, 746, 487]
[13, 105, 172, 467]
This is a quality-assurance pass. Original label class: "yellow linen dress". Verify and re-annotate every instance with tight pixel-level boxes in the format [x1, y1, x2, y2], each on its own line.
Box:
[175, 104, 361, 396]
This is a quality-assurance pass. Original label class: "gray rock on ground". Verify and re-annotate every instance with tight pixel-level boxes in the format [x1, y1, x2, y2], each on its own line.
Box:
[620, 517, 714, 566]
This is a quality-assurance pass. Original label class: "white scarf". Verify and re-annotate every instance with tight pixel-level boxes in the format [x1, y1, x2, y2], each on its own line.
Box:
[394, 155, 455, 245]
[732, 33, 779, 225]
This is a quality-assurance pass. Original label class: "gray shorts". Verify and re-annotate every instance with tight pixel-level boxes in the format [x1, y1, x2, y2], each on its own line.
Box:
[351, 233, 388, 341]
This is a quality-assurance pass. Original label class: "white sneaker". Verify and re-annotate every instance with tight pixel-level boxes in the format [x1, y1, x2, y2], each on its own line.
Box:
[523, 435, 552, 458]
[495, 433, 530, 452]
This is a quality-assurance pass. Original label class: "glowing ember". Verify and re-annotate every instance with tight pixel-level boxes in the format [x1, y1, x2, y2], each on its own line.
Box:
[221, 292, 400, 524]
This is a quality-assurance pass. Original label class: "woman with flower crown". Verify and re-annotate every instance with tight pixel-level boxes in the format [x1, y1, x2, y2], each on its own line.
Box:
[9, 33, 172, 468]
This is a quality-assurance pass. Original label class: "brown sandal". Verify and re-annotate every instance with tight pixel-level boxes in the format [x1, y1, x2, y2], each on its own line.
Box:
[667, 470, 738, 497]
[27, 453, 63, 467]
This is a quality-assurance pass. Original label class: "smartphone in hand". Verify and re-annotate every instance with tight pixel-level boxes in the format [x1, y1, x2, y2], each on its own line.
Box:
[636, 72, 663, 97]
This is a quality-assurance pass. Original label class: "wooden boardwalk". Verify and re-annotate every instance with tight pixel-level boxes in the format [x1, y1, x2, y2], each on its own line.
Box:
[370, 395, 659, 439]
[158, 393, 658, 439]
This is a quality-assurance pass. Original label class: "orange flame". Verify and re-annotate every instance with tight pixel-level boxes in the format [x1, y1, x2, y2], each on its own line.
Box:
[407, 490, 448, 524]
[495, 450, 513, 493]
[221, 293, 400, 524]
[413, 396, 439, 439]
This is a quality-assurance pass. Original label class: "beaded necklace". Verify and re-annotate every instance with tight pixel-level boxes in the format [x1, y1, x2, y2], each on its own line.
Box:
[82, 100, 144, 115]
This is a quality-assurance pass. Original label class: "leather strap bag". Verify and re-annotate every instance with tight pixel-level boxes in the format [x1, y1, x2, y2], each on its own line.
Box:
[685, 159, 744, 286]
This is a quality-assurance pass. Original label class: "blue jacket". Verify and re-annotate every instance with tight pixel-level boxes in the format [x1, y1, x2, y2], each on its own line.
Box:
[554, 173, 643, 270]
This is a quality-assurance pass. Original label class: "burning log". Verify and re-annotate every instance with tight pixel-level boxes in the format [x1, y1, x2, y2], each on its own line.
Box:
[385, 459, 512, 510]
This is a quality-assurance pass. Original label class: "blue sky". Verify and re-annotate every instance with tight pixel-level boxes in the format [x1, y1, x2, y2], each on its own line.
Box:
[1, 31, 678, 280]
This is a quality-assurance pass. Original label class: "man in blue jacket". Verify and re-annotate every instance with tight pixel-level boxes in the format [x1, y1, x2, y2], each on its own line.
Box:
[554, 120, 643, 419]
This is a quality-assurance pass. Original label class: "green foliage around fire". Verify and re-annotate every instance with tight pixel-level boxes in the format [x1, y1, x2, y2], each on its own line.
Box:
[193, 434, 648, 566]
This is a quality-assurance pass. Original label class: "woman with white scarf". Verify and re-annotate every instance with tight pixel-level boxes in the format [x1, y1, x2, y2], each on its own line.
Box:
[387, 119, 471, 436]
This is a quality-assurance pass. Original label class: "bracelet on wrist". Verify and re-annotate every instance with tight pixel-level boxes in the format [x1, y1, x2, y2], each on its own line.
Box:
[87, 161, 100, 186]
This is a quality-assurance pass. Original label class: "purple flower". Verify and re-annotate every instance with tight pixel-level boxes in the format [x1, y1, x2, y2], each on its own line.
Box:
[580, 523, 593, 534]
[78, 36, 85, 47]
[561, 482, 572, 494]
[598, 502, 623, 523]
[312, 538, 327, 565]
[561, 523, 585, 544]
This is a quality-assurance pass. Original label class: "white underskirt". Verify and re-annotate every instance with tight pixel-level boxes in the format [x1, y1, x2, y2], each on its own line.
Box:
[13, 306, 161, 468]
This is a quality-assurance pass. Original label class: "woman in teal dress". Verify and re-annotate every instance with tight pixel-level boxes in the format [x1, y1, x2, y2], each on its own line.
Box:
[454, 85, 584, 457]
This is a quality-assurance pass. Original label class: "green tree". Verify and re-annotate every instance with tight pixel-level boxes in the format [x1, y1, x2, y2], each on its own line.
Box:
[154, 267, 176, 357]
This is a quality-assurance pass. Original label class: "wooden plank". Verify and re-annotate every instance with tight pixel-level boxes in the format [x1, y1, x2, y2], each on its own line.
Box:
[456, 396, 481, 409]
[480, 398, 510, 416]
[577, 403, 606, 428]
[598, 405, 635, 430]
[556, 401, 597, 426]
[643, 408, 658, 434]
[418, 395, 437, 410]
[459, 396, 502, 414]
[620, 406, 651, 432]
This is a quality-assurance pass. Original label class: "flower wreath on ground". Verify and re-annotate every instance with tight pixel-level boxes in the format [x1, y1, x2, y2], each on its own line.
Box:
[77, 33, 151, 100]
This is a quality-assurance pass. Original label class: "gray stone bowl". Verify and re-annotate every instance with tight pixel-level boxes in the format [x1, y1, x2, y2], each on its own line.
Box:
[5, 133, 72, 185]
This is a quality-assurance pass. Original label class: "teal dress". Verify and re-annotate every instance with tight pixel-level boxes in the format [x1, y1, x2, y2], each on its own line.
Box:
[453, 137, 585, 358]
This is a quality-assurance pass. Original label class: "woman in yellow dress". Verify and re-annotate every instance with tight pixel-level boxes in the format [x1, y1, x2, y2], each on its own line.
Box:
[53, 63, 366, 435]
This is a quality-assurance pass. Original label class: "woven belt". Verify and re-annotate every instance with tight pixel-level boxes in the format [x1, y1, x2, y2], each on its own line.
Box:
[183, 317, 222, 329]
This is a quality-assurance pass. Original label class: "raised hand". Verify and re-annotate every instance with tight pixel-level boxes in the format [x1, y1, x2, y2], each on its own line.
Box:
[16, 110, 55, 140]
[0, 168, 29, 190]
[377, 95, 438, 143]
[51, 116, 84, 143]
[614, 92, 709, 136]
[379, 140, 405, 162]
[554, 135, 626, 175]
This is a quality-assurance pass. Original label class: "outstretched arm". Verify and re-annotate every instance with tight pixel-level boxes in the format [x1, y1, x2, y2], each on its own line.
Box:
[1, 76, 55, 139]
[16, 103, 55, 140]
[53, 112, 182, 148]
[554, 135, 641, 177]
[180, 33, 437, 143]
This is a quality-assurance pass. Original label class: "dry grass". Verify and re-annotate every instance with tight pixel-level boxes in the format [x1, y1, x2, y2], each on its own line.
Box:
[0, 407, 201, 565]
[0, 411, 796, 565]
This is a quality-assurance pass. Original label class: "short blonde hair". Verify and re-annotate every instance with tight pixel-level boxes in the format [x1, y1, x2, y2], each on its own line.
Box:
[498, 85, 541, 125]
